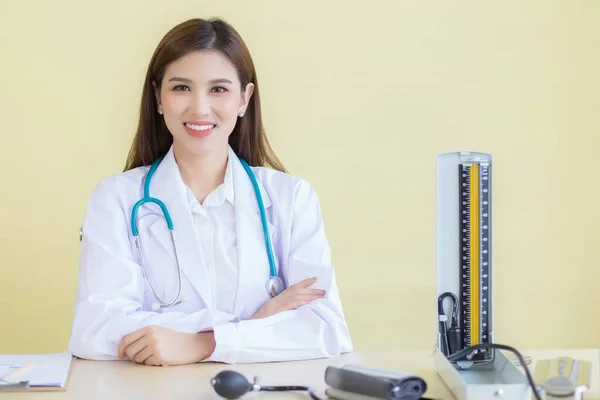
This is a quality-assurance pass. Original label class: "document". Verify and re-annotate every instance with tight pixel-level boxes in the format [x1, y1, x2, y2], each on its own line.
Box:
[287, 259, 334, 295]
[0, 351, 72, 388]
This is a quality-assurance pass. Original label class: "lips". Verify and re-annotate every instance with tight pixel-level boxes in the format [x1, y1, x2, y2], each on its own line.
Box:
[183, 121, 216, 137]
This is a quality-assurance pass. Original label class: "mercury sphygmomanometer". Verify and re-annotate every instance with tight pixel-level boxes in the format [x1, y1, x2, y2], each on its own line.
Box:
[434, 151, 591, 400]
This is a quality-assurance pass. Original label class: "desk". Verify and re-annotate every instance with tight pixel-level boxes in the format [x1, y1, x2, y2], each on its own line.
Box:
[3, 349, 598, 400]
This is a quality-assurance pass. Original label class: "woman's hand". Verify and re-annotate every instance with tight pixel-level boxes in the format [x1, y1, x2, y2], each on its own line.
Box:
[118, 325, 216, 366]
[251, 277, 326, 320]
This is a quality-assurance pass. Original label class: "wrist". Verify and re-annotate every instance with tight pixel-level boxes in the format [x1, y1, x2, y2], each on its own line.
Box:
[250, 311, 263, 320]
[197, 331, 216, 361]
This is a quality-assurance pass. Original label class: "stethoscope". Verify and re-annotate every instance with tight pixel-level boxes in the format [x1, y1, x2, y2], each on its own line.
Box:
[211, 370, 321, 400]
[130, 153, 284, 310]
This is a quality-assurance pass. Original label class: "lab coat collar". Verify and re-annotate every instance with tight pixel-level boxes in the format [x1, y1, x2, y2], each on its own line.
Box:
[154, 144, 270, 210]
[151, 145, 239, 208]
[148, 142, 273, 223]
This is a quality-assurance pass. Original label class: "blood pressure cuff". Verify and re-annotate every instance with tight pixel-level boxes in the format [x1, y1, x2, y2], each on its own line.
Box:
[324, 364, 428, 400]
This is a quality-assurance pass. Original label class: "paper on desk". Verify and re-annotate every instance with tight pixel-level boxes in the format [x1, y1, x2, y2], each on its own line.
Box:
[287, 259, 334, 296]
[0, 351, 72, 387]
[0, 366, 13, 377]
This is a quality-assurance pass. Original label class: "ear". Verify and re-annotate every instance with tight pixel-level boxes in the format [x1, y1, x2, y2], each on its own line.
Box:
[152, 80, 162, 108]
[238, 82, 254, 115]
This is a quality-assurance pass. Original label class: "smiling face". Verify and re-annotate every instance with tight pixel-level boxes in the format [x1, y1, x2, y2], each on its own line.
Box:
[155, 50, 254, 159]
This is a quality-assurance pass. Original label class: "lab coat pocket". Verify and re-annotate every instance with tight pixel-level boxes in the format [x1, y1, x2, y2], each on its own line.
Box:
[287, 259, 334, 296]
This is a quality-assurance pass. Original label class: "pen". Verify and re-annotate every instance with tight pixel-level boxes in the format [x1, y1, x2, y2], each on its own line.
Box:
[0, 381, 30, 390]
[0, 362, 36, 381]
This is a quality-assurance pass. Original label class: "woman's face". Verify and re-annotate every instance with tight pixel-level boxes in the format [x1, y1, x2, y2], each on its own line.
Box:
[155, 50, 254, 158]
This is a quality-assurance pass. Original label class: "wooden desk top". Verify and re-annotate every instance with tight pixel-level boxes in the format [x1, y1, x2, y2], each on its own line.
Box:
[3, 349, 598, 400]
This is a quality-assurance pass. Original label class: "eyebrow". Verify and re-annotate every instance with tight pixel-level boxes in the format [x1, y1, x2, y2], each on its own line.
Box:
[168, 77, 233, 84]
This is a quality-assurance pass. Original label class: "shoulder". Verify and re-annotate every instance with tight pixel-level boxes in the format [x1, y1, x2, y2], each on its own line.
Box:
[86, 166, 148, 205]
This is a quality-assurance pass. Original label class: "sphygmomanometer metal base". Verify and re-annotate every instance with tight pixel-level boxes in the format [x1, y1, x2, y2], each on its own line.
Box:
[433, 345, 531, 400]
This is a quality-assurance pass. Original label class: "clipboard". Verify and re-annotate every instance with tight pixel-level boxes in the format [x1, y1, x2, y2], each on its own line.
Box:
[0, 351, 74, 393]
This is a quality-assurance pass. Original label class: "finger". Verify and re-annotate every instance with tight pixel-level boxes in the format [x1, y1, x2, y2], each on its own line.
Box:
[293, 292, 326, 301]
[133, 345, 153, 364]
[296, 288, 326, 296]
[118, 329, 147, 359]
[143, 354, 163, 366]
[124, 338, 149, 363]
[285, 295, 325, 307]
[289, 277, 317, 289]
[285, 288, 326, 299]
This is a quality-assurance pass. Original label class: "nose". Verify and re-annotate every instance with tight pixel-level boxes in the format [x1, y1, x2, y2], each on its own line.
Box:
[190, 91, 211, 116]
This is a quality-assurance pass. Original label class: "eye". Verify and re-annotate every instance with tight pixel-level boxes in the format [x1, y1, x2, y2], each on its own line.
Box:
[173, 85, 190, 91]
[211, 86, 228, 93]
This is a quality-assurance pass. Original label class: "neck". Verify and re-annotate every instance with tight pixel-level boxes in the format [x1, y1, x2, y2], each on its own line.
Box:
[173, 144, 228, 204]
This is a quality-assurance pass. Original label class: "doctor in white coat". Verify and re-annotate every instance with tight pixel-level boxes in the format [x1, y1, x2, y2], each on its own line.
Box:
[69, 17, 353, 366]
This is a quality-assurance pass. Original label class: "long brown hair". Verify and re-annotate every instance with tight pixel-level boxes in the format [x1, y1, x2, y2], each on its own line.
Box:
[124, 18, 286, 172]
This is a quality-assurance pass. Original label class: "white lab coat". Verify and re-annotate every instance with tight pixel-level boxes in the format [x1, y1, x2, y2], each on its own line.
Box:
[69, 145, 353, 364]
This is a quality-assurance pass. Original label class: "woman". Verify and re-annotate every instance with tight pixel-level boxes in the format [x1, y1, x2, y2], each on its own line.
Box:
[69, 17, 353, 365]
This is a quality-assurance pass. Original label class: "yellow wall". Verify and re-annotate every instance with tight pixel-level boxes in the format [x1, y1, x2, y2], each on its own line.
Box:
[1, 0, 599, 354]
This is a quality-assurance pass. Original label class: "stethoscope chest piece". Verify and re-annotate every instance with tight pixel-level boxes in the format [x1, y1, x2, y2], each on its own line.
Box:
[266, 276, 285, 298]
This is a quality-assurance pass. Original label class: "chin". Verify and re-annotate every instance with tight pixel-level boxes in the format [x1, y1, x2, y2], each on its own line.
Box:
[174, 136, 228, 158]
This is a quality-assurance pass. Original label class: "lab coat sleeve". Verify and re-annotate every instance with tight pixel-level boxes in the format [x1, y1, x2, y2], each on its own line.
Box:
[69, 181, 231, 360]
[206, 179, 354, 364]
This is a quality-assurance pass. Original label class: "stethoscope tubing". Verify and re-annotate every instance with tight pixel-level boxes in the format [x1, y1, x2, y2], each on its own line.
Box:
[130, 153, 277, 308]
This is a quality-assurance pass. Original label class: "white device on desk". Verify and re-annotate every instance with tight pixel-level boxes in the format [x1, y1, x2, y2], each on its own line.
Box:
[434, 151, 591, 400]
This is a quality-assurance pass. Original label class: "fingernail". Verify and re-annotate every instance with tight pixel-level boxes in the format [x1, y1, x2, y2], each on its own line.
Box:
[320, 290, 327, 295]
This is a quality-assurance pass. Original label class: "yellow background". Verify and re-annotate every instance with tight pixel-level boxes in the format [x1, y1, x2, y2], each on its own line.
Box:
[1, 0, 599, 354]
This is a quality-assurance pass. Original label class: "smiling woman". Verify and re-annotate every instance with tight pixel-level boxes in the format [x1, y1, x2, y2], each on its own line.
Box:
[158, 51, 252, 166]
[69, 17, 353, 366]
[124, 18, 283, 174]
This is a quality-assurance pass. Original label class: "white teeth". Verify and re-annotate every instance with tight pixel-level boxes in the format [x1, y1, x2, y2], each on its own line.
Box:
[185, 123, 215, 131]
